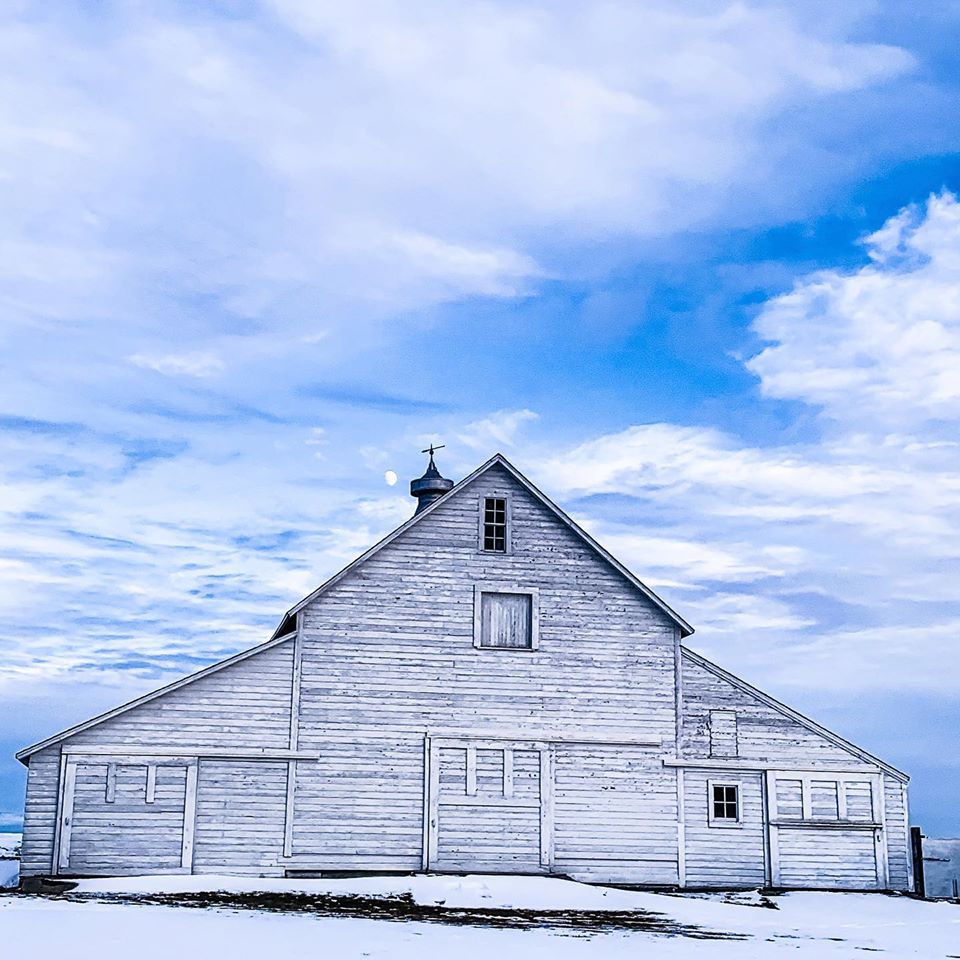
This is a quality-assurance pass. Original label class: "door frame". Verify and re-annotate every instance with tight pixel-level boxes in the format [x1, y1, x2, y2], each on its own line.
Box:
[52, 753, 198, 876]
[764, 769, 887, 889]
[423, 735, 554, 872]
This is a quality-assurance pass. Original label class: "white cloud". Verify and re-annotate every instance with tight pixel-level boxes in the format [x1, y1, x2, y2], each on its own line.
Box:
[458, 409, 540, 452]
[0, 1, 912, 374]
[129, 351, 225, 378]
[538, 195, 960, 696]
[749, 193, 960, 427]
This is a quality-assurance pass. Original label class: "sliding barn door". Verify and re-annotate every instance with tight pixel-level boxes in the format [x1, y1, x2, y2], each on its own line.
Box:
[424, 738, 552, 873]
[56, 756, 197, 875]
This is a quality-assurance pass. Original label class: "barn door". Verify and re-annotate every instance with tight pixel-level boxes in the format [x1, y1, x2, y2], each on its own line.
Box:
[765, 771, 886, 889]
[56, 755, 197, 875]
[424, 737, 553, 873]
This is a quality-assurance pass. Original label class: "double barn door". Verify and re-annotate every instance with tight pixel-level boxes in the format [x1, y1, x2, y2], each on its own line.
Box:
[424, 737, 553, 873]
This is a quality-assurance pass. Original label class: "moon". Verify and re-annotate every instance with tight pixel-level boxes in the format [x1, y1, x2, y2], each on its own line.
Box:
[384, 470, 398, 486]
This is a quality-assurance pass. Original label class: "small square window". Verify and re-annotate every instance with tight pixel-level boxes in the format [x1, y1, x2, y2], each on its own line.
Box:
[708, 781, 741, 826]
[482, 497, 508, 552]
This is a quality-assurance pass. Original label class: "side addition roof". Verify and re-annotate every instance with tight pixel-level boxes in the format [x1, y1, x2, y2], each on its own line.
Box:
[682, 646, 909, 782]
[271, 452, 694, 639]
[16, 631, 297, 764]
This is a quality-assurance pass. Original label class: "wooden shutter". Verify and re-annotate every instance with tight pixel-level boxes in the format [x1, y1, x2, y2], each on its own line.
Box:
[480, 593, 532, 648]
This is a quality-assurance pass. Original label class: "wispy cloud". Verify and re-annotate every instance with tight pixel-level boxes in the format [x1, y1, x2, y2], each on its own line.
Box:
[129, 352, 225, 378]
[458, 409, 539, 451]
[298, 385, 450, 412]
[540, 194, 960, 697]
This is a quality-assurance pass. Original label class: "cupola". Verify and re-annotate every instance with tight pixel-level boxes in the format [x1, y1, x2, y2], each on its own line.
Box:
[410, 444, 454, 514]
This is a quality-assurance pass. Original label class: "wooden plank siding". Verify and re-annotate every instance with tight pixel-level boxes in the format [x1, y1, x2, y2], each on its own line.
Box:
[553, 745, 678, 884]
[193, 761, 288, 876]
[680, 770, 767, 888]
[20, 746, 61, 876]
[678, 650, 910, 891]
[16, 456, 911, 890]
[292, 464, 681, 882]
[681, 651, 875, 766]
[63, 642, 295, 751]
[65, 760, 189, 875]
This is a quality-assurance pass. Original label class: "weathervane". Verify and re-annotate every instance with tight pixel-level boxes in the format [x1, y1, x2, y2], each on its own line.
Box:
[421, 443, 445, 465]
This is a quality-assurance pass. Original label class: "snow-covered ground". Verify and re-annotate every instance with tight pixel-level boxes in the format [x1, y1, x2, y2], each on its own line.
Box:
[0, 832, 20, 889]
[3, 874, 958, 958]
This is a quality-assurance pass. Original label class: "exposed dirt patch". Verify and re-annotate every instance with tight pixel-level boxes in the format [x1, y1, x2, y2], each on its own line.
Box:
[55, 889, 747, 939]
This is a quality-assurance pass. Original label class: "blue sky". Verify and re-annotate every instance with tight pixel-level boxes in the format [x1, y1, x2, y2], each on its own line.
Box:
[2, 1, 960, 837]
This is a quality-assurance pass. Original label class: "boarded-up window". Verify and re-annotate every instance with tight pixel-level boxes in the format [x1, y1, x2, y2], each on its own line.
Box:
[810, 780, 840, 820]
[480, 592, 533, 648]
[709, 710, 738, 757]
[845, 781, 874, 821]
[776, 779, 804, 819]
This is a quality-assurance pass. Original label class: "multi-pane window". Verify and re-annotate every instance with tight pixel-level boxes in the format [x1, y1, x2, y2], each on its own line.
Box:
[771, 774, 876, 823]
[483, 497, 507, 552]
[711, 783, 740, 822]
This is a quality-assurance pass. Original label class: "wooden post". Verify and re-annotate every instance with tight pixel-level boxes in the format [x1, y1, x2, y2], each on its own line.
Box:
[910, 826, 925, 898]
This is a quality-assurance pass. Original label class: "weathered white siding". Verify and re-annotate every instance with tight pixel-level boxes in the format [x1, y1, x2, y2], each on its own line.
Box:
[65, 642, 295, 751]
[776, 827, 880, 889]
[193, 760, 287, 876]
[20, 746, 60, 877]
[292, 464, 680, 881]
[883, 775, 911, 890]
[681, 770, 766, 888]
[679, 650, 911, 891]
[16, 457, 911, 891]
[554, 745, 678, 883]
[681, 652, 869, 765]
[291, 739, 423, 870]
[66, 760, 188, 875]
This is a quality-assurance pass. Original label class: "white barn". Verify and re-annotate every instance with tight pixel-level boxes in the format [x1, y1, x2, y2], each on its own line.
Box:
[17, 453, 911, 890]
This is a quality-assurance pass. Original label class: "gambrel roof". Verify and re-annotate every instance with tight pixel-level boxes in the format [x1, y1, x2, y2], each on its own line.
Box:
[270, 453, 695, 640]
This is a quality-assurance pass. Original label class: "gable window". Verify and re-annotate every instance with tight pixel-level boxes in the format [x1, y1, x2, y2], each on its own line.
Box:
[474, 584, 539, 649]
[482, 497, 509, 553]
[708, 781, 741, 826]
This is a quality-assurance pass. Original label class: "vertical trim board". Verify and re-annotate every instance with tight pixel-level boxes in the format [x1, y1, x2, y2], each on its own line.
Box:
[105, 763, 117, 803]
[539, 746, 555, 870]
[145, 764, 157, 804]
[56, 759, 78, 873]
[676, 769, 686, 887]
[283, 759, 297, 858]
[181, 762, 199, 871]
[503, 748, 514, 799]
[465, 746, 477, 796]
